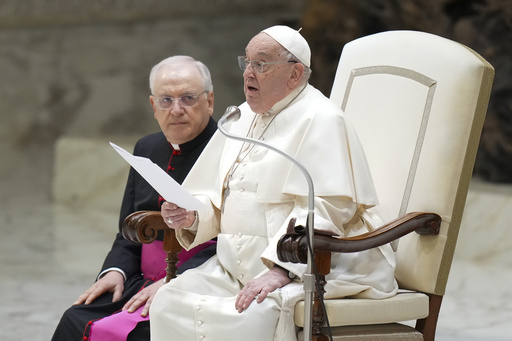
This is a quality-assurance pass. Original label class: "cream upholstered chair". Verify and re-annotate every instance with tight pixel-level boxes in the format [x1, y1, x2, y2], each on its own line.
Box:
[277, 30, 494, 340]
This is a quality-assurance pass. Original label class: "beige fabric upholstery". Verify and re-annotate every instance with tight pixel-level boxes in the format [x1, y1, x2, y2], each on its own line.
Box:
[330, 30, 494, 295]
[294, 292, 428, 327]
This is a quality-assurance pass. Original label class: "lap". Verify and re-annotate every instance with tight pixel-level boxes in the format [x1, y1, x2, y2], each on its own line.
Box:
[51, 275, 150, 341]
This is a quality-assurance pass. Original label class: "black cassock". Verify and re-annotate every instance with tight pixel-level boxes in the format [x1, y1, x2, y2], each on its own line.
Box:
[52, 117, 217, 341]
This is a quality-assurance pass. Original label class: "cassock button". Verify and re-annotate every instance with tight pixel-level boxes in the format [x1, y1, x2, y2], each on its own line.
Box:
[236, 260, 241, 265]
[197, 320, 203, 326]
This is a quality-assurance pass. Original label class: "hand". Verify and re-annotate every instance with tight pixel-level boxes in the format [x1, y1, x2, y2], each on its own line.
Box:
[161, 201, 196, 230]
[74, 271, 124, 305]
[235, 267, 291, 313]
[122, 279, 164, 317]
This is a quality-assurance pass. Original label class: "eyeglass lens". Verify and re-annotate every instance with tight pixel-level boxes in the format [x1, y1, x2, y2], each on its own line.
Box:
[156, 91, 206, 109]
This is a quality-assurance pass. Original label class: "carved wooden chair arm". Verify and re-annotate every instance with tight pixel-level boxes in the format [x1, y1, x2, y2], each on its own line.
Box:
[122, 210, 182, 282]
[277, 212, 441, 264]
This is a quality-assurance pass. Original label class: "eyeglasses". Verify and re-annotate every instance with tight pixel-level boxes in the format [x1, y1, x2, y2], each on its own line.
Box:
[238, 56, 296, 74]
[153, 91, 208, 109]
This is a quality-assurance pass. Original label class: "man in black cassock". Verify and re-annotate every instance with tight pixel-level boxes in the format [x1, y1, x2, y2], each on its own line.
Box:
[51, 55, 217, 341]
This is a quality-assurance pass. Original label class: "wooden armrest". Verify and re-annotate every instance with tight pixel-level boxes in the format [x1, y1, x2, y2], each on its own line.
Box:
[277, 212, 441, 264]
[122, 210, 182, 282]
[122, 210, 168, 243]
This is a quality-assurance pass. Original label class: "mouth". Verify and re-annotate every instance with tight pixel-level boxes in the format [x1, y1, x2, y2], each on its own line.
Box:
[246, 85, 259, 92]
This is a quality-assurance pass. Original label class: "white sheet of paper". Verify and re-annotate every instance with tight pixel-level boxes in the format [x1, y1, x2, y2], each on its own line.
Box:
[110, 142, 206, 211]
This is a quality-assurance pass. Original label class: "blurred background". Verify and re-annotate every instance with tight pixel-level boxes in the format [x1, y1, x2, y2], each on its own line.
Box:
[0, 0, 511, 340]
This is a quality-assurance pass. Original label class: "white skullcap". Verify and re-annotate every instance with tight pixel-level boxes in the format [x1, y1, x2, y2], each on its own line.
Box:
[262, 25, 311, 67]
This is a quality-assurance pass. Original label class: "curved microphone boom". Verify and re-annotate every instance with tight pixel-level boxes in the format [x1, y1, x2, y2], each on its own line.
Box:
[218, 105, 316, 341]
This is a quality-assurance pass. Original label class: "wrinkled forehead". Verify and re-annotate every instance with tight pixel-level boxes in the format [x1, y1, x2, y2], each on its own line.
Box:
[245, 33, 286, 60]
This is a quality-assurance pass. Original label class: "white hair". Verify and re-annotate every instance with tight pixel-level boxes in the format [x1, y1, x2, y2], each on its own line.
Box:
[149, 55, 213, 94]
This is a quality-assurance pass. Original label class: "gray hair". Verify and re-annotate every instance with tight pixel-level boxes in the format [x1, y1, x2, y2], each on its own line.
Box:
[280, 50, 312, 83]
[149, 55, 213, 94]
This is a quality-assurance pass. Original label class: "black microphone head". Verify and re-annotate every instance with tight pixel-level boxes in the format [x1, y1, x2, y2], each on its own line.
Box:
[224, 105, 241, 122]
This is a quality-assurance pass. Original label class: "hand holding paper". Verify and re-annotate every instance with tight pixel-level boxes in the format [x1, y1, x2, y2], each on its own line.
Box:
[110, 142, 205, 211]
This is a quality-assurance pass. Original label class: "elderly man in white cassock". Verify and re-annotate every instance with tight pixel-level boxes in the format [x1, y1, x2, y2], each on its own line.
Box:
[150, 25, 398, 341]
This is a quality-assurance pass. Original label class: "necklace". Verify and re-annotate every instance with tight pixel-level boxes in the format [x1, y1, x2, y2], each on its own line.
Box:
[221, 112, 278, 213]
[221, 84, 308, 214]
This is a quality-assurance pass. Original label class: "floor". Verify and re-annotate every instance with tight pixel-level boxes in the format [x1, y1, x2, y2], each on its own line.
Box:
[1, 139, 512, 341]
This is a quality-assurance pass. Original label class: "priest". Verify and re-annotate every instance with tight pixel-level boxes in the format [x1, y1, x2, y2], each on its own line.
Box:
[51, 55, 217, 341]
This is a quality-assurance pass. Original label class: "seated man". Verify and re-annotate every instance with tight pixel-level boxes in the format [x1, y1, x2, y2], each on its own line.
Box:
[151, 26, 397, 341]
[51, 55, 217, 341]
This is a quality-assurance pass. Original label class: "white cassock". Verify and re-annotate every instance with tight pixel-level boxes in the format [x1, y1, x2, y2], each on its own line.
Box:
[150, 84, 398, 341]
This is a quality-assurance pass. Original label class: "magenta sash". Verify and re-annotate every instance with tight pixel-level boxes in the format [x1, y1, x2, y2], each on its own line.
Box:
[89, 240, 215, 340]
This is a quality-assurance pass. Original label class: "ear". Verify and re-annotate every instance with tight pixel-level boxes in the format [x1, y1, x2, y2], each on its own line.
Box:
[207, 91, 215, 116]
[288, 63, 305, 88]
[150, 95, 158, 117]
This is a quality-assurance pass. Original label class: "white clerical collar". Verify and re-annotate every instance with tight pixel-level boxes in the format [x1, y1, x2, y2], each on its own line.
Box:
[171, 143, 180, 150]
[265, 83, 308, 117]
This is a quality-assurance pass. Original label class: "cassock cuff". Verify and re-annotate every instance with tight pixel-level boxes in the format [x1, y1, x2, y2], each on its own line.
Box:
[98, 267, 127, 282]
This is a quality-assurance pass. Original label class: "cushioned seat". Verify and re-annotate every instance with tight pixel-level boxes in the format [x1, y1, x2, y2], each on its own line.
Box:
[294, 291, 429, 327]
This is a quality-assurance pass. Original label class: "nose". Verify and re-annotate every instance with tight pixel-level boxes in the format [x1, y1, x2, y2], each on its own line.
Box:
[169, 99, 185, 116]
[243, 63, 255, 78]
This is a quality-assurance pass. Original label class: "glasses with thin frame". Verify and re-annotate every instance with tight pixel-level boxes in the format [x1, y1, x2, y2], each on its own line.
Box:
[153, 90, 208, 109]
[238, 56, 296, 73]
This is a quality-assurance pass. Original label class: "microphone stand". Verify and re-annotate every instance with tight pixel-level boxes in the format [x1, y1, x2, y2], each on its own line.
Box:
[218, 106, 315, 341]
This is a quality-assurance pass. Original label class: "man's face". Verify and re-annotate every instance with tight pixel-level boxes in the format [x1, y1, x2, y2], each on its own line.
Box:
[242, 33, 297, 114]
[150, 63, 213, 145]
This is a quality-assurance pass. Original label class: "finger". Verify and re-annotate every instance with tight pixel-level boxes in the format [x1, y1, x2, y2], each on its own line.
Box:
[236, 291, 255, 313]
[123, 294, 138, 311]
[256, 288, 269, 303]
[127, 298, 143, 313]
[235, 291, 244, 309]
[84, 290, 100, 305]
[141, 297, 152, 317]
[73, 292, 90, 305]
[112, 285, 123, 303]
[161, 202, 177, 211]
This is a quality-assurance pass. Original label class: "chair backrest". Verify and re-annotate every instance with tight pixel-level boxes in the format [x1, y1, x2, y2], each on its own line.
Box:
[329, 30, 494, 296]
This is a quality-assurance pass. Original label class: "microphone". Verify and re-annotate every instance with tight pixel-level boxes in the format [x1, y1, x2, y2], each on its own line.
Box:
[220, 105, 242, 123]
[218, 105, 316, 341]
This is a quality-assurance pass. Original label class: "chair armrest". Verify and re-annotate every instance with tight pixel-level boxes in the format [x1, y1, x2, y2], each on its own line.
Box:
[122, 210, 168, 244]
[122, 210, 182, 282]
[277, 212, 441, 264]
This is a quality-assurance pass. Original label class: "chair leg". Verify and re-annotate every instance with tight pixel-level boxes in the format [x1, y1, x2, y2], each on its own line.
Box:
[312, 251, 331, 340]
[415, 293, 443, 341]
[163, 228, 182, 282]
